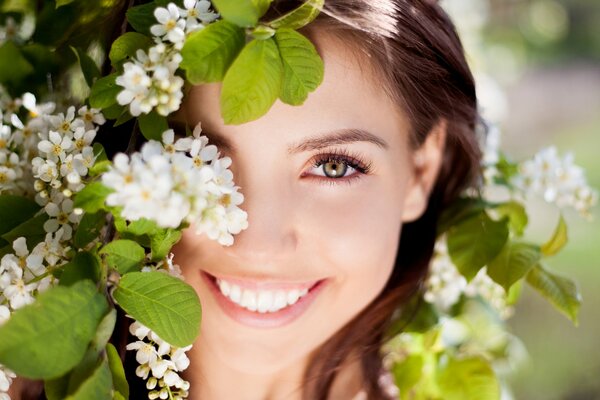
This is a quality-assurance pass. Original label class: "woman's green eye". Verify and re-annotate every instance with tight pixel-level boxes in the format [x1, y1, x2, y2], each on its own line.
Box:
[322, 161, 348, 178]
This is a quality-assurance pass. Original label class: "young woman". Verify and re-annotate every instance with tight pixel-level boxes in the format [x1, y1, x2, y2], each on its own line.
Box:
[8, 0, 481, 399]
[166, 1, 481, 399]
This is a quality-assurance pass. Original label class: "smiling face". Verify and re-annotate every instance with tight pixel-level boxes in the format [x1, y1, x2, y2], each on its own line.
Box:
[172, 33, 444, 377]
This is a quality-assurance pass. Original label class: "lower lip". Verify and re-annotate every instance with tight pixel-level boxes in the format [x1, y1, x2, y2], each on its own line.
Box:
[201, 271, 328, 329]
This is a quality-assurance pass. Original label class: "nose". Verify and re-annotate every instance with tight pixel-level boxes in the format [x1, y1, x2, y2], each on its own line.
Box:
[223, 174, 298, 267]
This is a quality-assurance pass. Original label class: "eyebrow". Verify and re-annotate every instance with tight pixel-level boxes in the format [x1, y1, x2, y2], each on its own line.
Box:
[287, 128, 389, 154]
[169, 121, 388, 154]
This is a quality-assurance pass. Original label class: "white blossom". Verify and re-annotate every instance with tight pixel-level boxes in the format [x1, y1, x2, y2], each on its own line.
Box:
[424, 238, 512, 318]
[38, 130, 73, 162]
[151, 3, 186, 44]
[125, 319, 192, 399]
[0, 365, 16, 398]
[511, 146, 598, 217]
[103, 126, 248, 245]
[178, 0, 219, 33]
[77, 106, 106, 128]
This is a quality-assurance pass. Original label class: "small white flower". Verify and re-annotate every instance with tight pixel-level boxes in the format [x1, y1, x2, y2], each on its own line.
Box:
[179, 0, 219, 33]
[48, 106, 82, 136]
[22, 92, 55, 118]
[127, 341, 159, 365]
[77, 106, 105, 128]
[38, 130, 73, 162]
[43, 198, 80, 239]
[151, 3, 186, 43]
[72, 126, 96, 152]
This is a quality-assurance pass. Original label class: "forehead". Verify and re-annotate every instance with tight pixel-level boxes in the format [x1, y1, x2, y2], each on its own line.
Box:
[181, 32, 409, 149]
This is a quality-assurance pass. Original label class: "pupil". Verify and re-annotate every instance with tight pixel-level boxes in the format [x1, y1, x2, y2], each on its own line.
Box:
[324, 161, 347, 178]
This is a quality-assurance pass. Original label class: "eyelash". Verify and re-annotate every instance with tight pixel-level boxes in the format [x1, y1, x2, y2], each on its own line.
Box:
[306, 148, 373, 186]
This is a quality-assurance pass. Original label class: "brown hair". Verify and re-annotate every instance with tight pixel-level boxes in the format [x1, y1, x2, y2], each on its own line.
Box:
[283, 1, 483, 398]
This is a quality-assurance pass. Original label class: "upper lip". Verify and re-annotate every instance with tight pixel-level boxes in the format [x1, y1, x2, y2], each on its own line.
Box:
[203, 270, 324, 291]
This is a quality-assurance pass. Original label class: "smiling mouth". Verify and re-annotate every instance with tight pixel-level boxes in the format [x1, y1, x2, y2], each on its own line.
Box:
[203, 271, 324, 314]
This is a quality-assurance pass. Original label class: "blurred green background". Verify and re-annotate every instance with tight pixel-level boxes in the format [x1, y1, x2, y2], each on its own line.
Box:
[445, 0, 600, 398]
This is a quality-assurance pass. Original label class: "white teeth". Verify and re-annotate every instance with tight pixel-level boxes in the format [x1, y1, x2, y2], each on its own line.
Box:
[241, 289, 257, 311]
[215, 278, 313, 313]
[287, 289, 300, 305]
[257, 291, 273, 313]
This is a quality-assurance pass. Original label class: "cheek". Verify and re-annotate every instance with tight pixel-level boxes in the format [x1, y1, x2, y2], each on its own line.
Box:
[300, 177, 406, 297]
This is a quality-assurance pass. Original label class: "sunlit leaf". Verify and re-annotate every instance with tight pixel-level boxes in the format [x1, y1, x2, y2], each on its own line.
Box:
[436, 357, 500, 400]
[112, 271, 202, 347]
[0, 280, 108, 379]
[220, 37, 283, 124]
[541, 214, 568, 257]
[267, 0, 323, 30]
[99, 239, 146, 274]
[526, 264, 581, 325]
[487, 241, 541, 292]
[274, 28, 323, 105]
[211, 0, 271, 27]
[180, 20, 245, 83]
[447, 211, 509, 281]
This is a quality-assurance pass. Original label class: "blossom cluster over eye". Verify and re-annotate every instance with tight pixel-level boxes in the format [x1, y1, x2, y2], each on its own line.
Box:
[102, 124, 248, 246]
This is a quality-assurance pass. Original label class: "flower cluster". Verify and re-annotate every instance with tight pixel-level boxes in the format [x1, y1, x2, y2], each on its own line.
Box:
[0, 16, 33, 45]
[127, 320, 192, 400]
[511, 146, 598, 218]
[102, 124, 248, 246]
[116, 0, 218, 117]
[30, 104, 105, 239]
[424, 239, 512, 319]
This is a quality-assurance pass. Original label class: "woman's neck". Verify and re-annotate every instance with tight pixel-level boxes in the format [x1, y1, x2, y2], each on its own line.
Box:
[183, 344, 365, 400]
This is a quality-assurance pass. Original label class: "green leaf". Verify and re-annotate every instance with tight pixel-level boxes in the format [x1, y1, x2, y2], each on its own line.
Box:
[45, 374, 70, 400]
[447, 211, 509, 281]
[437, 197, 487, 236]
[106, 343, 129, 400]
[65, 358, 112, 400]
[90, 309, 117, 355]
[138, 110, 169, 141]
[150, 228, 182, 261]
[267, 0, 323, 30]
[88, 160, 111, 177]
[116, 217, 159, 237]
[180, 19, 245, 84]
[56, 0, 75, 8]
[101, 103, 124, 120]
[89, 73, 121, 110]
[126, 0, 171, 35]
[220, 37, 283, 124]
[109, 31, 153, 67]
[526, 264, 581, 325]
[493, 200, 528, 236]
[0, 41, 34, 85]
[73, 211, 106, 249]
[113, 271, 202, 347]
[436, 357, 500, 400]
[70, 46, 100, 88]
[73, 181, 113, 213]
[392, 355, 424, 398]
[0, 195, 40, 236]
[541, 214, 568, 257]
[212, 0, 271, 27]
[0, 280, 108, 379]
[1, 212, 48, 243]
[59, 251, 101, 286]
[93, 142, 108, 163]
[114, 110, 135, 127]
[487, 241, 541, 292]
[99, 239, 146, 274]
[274, 28, 324, 105]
